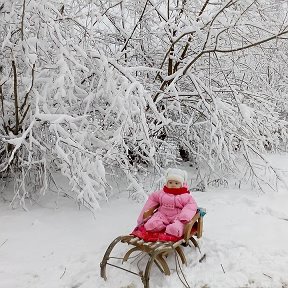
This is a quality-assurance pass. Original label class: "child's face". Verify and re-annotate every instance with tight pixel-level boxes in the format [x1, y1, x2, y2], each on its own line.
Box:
[166, 180, 182, 188]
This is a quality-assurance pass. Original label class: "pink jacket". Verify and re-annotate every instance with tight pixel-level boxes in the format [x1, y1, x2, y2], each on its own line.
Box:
[137, 187, 197, 225]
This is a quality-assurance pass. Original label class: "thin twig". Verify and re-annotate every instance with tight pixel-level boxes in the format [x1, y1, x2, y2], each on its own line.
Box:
[93, 1, 123, 26]
[263, 273, 272, 279]
[199, 253, 206, 263]
[60, 267, 66, 279]
[121, 0, 149, 52]
[221, 263, 225, 273]
[0, 81, 6, 117]
[0, 239, 8, 248]
[20, 64, 35, 111]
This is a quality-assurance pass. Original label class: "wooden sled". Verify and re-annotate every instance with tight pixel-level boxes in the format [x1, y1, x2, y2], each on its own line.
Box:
[100, 207, 205, 288]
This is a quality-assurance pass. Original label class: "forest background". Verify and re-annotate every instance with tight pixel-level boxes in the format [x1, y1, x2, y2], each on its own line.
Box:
[1, 0, 288, 209]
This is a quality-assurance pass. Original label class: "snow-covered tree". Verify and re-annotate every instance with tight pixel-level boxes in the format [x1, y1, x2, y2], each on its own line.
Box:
[92, 0, 288, 189]
[1, 0, 288, 209]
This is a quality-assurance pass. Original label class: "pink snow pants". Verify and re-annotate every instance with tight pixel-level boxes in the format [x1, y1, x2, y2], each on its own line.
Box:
[144, 211, 185, 237]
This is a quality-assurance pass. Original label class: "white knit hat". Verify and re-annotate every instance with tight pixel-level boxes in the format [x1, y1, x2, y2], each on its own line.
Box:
[165, 168, 187, 185]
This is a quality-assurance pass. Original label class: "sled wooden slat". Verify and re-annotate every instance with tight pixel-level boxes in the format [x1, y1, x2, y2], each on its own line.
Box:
[150, 242, 161, 249]
[129, 237, 140, 244]
[100, 208, 206, 288]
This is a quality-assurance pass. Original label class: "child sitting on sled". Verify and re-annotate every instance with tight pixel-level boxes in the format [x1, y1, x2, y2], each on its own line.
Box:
[137, 168, 198, 238]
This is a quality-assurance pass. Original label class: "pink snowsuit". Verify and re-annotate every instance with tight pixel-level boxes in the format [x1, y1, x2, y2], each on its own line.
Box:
[137, 187, 197, 237]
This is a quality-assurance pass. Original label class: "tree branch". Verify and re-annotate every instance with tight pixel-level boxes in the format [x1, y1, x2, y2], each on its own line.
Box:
[210, 29, 288, 53]
[12, 60, 20, 135]
[19, 104, 30, 125]
[21, 0, 26, 41]
[182, 29, 288, 75]
[121, 0, 149, 52]
[20, 64, 35, 111]
[0, 82, 5, 118]
[93, 0, 123, 26]
[147, 0, 168, 22]
[198, 0, 210, 18]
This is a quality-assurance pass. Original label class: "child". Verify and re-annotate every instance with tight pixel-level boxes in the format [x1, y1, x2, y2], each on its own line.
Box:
[137, 168, 198, 237]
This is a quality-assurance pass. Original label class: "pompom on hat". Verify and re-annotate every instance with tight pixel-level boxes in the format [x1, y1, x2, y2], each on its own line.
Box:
[165, 168, 187, 185]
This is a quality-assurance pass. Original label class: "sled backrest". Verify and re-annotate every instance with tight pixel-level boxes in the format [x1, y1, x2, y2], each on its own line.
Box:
[183, 210, 203, 242]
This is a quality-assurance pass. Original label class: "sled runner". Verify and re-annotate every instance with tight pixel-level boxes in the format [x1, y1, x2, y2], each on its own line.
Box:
[100, 207, 206, 288]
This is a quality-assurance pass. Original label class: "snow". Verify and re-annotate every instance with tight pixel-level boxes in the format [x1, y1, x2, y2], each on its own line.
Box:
[1, 155, 288, 288]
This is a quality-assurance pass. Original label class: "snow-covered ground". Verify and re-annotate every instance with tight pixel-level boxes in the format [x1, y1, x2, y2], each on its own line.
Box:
[1, 155, 288, 288]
